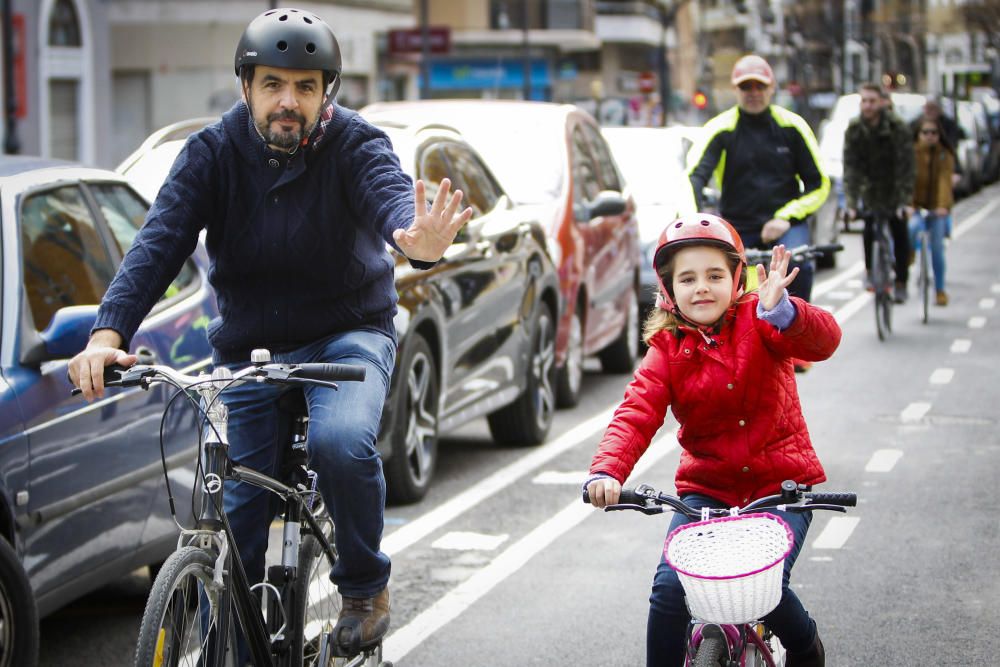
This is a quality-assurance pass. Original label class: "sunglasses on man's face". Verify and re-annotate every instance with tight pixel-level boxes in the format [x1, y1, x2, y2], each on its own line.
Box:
[738, 81, 767, 92]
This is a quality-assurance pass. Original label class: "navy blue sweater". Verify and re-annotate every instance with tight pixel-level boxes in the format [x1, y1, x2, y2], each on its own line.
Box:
[96, 102, 422, 362]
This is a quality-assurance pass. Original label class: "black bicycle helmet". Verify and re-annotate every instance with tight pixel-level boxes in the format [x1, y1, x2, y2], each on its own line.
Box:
[235, 8, 342, 96]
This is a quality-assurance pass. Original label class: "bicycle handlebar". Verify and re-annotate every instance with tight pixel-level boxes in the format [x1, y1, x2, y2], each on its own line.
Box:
[71, 351, 366, 396]
[744, 243, 843, 265]
[582, 479, 856, 518]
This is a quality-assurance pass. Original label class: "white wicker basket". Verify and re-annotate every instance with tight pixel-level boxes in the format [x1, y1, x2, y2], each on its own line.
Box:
[664, 513, 793, 624]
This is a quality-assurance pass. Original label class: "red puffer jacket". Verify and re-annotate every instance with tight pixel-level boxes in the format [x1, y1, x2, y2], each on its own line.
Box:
[590, 294, 841, 507]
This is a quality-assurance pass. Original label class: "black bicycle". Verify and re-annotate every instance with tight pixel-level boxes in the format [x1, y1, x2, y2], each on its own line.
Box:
[584, 481, 856, 666]
[76, 351, 390, 667]
[857, 209, 895, 341]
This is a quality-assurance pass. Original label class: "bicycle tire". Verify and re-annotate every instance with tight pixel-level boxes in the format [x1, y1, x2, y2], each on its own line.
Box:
[692, 632, 728, 667]
[134, 546, 238, 667]
[919, 234, 930, 324]
[294, 509, 340, 667]
[871, 238, 890, 341]
[879, 235, 894, 335]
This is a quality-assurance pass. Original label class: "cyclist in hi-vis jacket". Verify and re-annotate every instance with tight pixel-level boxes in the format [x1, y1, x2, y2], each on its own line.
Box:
[69, 7, 472, 654]
[687, 55, 829, 309]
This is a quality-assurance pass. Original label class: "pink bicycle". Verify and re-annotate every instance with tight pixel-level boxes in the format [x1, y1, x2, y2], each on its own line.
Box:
[586, 481, 856, 666]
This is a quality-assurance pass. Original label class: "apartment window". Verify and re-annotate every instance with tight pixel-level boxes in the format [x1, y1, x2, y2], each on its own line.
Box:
[49, 0, 81, 46]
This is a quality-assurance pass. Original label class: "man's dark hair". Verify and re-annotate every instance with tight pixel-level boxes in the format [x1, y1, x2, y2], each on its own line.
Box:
[859, 82, 882, 96]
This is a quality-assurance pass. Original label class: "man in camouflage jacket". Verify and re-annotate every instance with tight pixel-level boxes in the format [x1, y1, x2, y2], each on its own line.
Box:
[843, 82, 915, 302]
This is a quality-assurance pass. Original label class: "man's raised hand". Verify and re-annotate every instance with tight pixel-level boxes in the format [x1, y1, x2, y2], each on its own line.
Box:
[393, 178, 474, 263]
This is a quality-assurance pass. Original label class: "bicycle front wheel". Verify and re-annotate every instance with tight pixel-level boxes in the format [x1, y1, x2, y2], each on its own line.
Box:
[134, 546, 237, 667]
[293, 509, 341, 667]
[872, 238, 892, 340]
[692, 631, 728, 667]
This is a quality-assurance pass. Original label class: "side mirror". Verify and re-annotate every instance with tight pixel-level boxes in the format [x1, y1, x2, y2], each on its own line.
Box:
[21, 305, 99, 365]
[586, 190, 628, 219]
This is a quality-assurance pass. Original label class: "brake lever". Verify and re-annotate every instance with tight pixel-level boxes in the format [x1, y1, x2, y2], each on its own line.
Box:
[604, 503, 665, 516]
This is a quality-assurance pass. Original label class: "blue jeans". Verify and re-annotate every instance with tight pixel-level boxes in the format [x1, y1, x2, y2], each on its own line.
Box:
[740, 222, 813, 302]
[909, 212, 948, 293]
[218, 328, 395, 598]
[646, 494, 816, 667]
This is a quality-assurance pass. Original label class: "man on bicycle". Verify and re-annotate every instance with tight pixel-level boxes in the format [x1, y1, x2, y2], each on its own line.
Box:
[68, 7, 472, 654]
[687, 55, 829, 307]
[843, 82, 915, 303]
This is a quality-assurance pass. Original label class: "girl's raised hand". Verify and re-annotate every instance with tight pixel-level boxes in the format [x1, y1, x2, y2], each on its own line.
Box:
[755, 244, 800, 311]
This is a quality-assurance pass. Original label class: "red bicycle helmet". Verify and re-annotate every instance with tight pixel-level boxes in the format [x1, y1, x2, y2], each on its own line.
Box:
[653, 214, 746, 313]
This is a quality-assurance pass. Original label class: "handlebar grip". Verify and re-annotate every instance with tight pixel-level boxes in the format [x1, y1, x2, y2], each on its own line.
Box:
[808, 492, 857, 507]
[295, 363, 366, 383]
[618, 488, 645, 505]
[69, 364, 131, 396]
[812, 243, 844, 256]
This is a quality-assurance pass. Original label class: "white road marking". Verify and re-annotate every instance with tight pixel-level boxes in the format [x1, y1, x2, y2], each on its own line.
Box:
[968, 316, 986, 329]
[929, 368, 954, 385]
[432, 531, 509, 551]
[381, 407, 615, 556]
[383, 431, 679, 662]
[813, 261, 865, 298]
[812, 516, 861, 550]
[809, 556, 834, 562]
[832, 291, 872, 324]
[979, 298, 996, 310]
[900, 402, 931, 423]
[824, 290, 856, 301]
[532, 470, 591, 485]
[951, 339, 972, 354]
[865, 449, 903, 473]
[952, 198, 1000, 239]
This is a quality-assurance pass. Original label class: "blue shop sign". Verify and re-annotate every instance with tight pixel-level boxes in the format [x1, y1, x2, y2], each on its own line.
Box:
[427, 59, 551, 91]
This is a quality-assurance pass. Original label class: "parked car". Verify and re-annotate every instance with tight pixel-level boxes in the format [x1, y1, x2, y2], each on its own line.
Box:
[0, 156, 217, 665]
[601, 126, 697, 316]
[362, 100, 642, 408]
[816, 91, 926, 237]
[118, 116, 562, 504]
[955, 99, 985, 195]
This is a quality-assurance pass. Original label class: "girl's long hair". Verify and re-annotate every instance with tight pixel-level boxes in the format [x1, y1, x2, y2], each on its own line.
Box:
[642, 246, 748, 344]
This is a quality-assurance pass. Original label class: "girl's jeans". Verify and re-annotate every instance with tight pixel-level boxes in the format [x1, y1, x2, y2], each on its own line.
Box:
[217, 328, 395, 598]
[908, 211, 949, 293]
[646, 494, 816, 667]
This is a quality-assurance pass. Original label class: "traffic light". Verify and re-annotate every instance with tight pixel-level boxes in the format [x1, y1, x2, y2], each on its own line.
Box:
[692, 90, 708, 110]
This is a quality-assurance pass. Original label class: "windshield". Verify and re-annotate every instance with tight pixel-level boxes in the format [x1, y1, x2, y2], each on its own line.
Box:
[450, 122, 565, 204]
[602, 128, 689, 205]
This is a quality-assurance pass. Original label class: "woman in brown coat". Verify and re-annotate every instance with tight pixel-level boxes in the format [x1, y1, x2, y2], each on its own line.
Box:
[908, 117, 955, 305]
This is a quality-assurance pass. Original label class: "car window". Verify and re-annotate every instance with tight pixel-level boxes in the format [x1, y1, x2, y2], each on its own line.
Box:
[20, 185, 115, 329]
[441, 142, 501, 218]
[582, 122, 623, 192]
[89, 183, 199, 303]
[571, 126, 600, 207]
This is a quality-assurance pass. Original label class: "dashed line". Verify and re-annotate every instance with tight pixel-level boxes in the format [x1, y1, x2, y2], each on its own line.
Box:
[383, 431, 680, 662]
[929, 368, 954, 385]
[532, 470, 590, 485]
[950, 339, 972, 354]
[432, 532, 509, 551]
[952, 197, 1000, 239]
[832, 291, 872, 324]
[812, 261, 864, 298]
[901, 402, 931, 423]
[865, 449, 903, 472]
[979, 298, 996, 310]
[812, 516, 861, 550]
[968, 316, 986, 329]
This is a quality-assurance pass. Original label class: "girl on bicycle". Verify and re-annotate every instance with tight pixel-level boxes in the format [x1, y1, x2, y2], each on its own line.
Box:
[907, 117, 955, 306]
[585, 213, 841, 667]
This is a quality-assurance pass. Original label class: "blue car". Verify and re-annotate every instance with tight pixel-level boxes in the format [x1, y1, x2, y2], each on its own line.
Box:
[0, 156, 217, 664]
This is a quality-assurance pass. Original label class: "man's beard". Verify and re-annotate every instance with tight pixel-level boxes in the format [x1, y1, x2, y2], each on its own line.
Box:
[256, 110, 317, 151]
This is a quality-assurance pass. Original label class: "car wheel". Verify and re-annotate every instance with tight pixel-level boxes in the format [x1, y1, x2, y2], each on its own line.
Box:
[0, 539, 38, 667]
[598, 287, 639, 373]
[555, 305, 584, 409]
[488, 301, 557, 445]
[385, 334, 439, 504]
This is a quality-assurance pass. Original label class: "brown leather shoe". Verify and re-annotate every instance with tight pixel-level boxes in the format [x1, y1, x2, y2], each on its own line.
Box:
[333, 587, 390, 655]
[935, 291, 949, 306]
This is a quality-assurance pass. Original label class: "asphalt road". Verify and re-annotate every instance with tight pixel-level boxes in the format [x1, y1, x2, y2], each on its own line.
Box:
[40, 183, 1000, 666]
